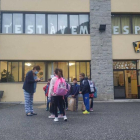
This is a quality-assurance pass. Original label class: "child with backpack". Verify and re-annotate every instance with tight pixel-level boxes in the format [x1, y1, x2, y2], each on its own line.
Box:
[48, 68, 68, 122]
[70, 78, 80, 111]
[43, 79, 51, 111]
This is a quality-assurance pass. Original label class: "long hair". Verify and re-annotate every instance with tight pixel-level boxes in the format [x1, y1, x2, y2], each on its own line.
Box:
[54, 68, 63, 78]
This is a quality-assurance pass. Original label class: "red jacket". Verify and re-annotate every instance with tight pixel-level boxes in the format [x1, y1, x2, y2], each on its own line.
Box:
[43, 84, 50, 96]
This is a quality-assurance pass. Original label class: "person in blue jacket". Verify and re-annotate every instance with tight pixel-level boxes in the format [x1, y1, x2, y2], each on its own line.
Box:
[23, 66, 41, 116]
[79, 73, 90, 114]
[70, 78, 80, 111]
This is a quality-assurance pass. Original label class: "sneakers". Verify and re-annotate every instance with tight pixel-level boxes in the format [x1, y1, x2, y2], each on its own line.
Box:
[48, 115, 55, 119]
[58, 115, 64, 119]
[64, 116, 67, 121]
[46, 108, 49, 111]
[83, 110, 90, 115]
[65, 108, 68, 111]
[90, 108, 94, 112]
[54, 117, 59, 122]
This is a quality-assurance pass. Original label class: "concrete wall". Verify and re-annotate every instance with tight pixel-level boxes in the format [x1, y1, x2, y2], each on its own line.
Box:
[90, 0, 114, 101]
[0, 83, 46, 102]
[112, 35, 140, 60]
[1, 0, 90, 12]
[111, 0, 140, 13]
[0, 35, 91, 60]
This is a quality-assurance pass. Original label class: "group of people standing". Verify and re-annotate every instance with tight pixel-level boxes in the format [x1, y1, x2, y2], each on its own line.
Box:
[23, 66, 95, 122]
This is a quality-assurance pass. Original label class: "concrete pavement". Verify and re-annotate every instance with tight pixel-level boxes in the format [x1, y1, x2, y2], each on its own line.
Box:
[0, 102, 140, 140]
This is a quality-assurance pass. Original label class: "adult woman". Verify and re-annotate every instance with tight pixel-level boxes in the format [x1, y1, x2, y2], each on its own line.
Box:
[48, 68, 67, 122]
[23, 66, 41, 116]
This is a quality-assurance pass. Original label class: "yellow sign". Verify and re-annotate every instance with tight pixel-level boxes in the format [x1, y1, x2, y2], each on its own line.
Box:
[133, 41, 140, 53]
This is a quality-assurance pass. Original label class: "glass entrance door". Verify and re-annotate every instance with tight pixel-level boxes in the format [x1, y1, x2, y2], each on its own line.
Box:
[125, 70, 138, 99]
[114, 71, 125, 99]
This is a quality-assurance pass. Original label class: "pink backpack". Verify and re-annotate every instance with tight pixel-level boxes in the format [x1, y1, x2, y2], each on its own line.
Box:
[53, 77, 67, 96]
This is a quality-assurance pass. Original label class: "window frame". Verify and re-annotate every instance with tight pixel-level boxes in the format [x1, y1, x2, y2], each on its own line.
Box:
[1, 11, 90, 35]
[0, 60, 91, 83]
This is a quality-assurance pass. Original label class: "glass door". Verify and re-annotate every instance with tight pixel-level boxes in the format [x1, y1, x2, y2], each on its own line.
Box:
[125, 70, 138, 99]
[114, 71, 125, 99]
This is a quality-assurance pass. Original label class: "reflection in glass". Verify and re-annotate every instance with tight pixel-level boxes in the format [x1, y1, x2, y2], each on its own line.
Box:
[25, 14, 35, 34]
[87, 62, 90, 79]
[70, 15, 78, 34]
[12, 62, 18, 82]
[24, 62, 45, 81]
[36, 14, 45, 34]
[121, 16, 131, 34]
[80, 62, 86, 75]
[47, 62, 58, 79]
[48, 15, 57, 34]
[19, 62, 22, 82]
[2, 14, 12, 33]
[58, 62, 68, 81]
[132, 16, 140, 34]
[79, 15, 89, 34]
[0, 61, 8, 82]
[58, 14, 68, 34]
[113, 71, 124, 86]
[13, 13, 23, 34]
[69, 62, 76, 82]
[76, 62, 80, 81]
[112, 16, 121, 34]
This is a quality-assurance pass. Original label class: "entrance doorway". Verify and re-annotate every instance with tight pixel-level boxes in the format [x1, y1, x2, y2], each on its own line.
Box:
[114, 70, 138, 99]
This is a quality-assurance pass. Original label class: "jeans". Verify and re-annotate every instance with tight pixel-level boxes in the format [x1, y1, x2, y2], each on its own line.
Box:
[53, 96, 65, 117]
[64, 96, 68, 109]
[46, 96, 51, 110]
[83, 93, 90, 112]
[24, 90, 34, 113]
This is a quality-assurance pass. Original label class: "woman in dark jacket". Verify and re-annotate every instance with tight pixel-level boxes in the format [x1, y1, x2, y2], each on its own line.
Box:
[23, 66, 40, 116]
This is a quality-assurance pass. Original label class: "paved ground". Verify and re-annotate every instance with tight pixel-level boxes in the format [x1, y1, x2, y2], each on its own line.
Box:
[0, 102, 140, 140]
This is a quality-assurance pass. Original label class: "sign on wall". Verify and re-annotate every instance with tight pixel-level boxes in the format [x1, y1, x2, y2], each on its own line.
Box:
[133, 41, 140, 53]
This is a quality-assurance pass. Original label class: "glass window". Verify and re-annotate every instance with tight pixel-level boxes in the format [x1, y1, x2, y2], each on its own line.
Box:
[80, 62, 86, 76]
[2, 13, 12, 33]
[13, 13, 23, 34]
[48, 14, 57, 34]
[87, 62, 90, 79]
[19, 62, 22, 82]
[70, 15, 79, 34]
[7, 62, 15, 82]
[11, 62, 18, 82]
[24, 62, 45, 81]
[121, 16, 131, 34]
[36, 14, 45, 34]
[112, 16, 121, 34]
[58, 62, 68, 81]
[25, 14, 35, 34]
[69, 62, 76, 82]
[47, 62, 58, 79]
[0, 61, 7, 82]
[76, 62, 80, 81]
[132, 16, 140, 34]
[79, 15, 89, 34]
[113, 71, 124, 86]
[113, 61, 136, 69]
[58, 14, 68, 34]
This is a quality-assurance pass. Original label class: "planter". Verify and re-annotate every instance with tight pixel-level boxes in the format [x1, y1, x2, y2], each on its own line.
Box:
[0, 91, 4, 98]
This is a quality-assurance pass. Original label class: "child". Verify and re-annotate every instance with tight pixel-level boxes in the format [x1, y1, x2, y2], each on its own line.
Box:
[70, 78, 80, 111]
[43, 79, 51, 111]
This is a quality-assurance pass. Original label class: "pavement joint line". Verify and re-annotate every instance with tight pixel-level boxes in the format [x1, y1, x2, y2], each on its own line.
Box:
[1, 99, 140, 104]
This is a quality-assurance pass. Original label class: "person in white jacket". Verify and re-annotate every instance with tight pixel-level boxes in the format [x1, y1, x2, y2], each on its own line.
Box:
[48, 68, 67, 122]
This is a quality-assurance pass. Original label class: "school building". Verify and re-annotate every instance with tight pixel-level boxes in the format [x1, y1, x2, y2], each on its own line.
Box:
[0, 0, 140, 102]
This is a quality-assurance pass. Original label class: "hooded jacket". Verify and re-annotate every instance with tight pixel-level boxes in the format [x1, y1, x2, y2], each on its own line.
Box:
[80, 77, 90, 94]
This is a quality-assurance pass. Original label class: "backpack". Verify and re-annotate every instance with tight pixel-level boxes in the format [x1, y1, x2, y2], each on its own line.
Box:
[53, 77, 67, 96]
[64, 83, 71, 98]
[83, 80, 95, 94]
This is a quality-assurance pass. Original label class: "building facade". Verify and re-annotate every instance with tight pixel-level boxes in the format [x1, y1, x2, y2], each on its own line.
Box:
[0, 0, 140, 102]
